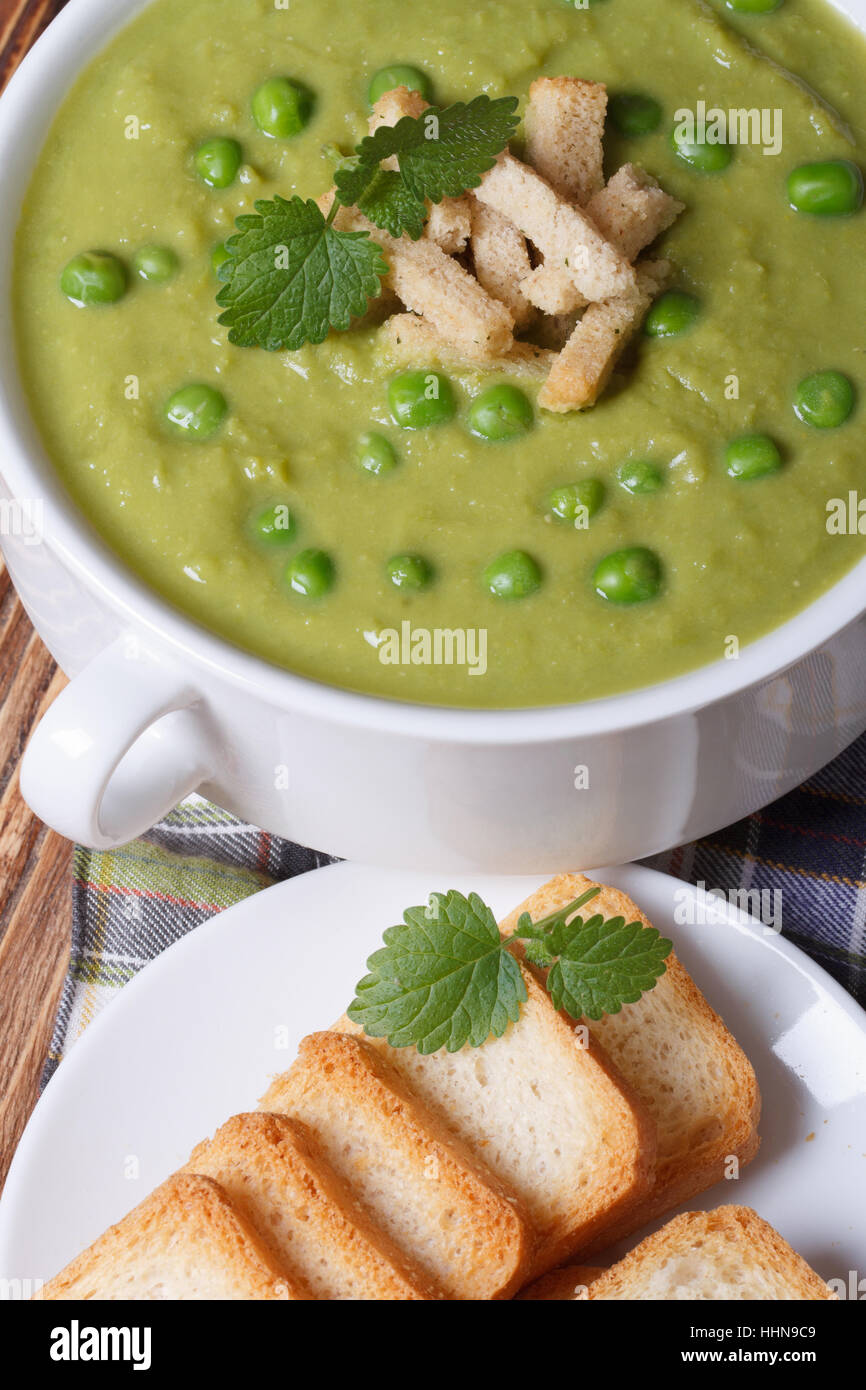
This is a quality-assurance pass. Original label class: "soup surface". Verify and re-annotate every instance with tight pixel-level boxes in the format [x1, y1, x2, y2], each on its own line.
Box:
[13, 0, 866, 706]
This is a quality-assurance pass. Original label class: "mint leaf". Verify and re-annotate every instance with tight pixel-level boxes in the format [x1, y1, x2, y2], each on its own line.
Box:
[544, 914, 672, 1021]
[355, 168, 427, 240]
[216, 196, 388, 351]
[347, 890, 527, 1053]
[335, 95, 519, 232]
[347, 883, 670, 1055]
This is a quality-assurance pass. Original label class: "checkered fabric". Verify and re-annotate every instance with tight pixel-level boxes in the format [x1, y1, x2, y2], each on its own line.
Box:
[42, 735, 866, 1087]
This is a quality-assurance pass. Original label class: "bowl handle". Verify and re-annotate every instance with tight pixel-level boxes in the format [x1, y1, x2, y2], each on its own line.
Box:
[20, 636, 216, 849]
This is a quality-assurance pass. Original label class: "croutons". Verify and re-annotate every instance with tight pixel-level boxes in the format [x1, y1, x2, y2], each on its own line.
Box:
[321, 193, 514, 359]
[324, 75, 684, 413]
[384, 312, 556, 379]
[520, 264, 587, 316]
[475, 153, 637, 302]
[522, 165, 683, 314]
[538, 261, 671, 413]
[586, 164, 685, 263]
[427, 199, 473, 255]
[469, 199, 536, 328]
[525, 77, 607, 204]
[369, 84, 429, 136]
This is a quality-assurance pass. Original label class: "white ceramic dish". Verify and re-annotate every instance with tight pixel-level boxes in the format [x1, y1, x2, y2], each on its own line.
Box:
[1, 0, 866, 869]
[0, 863, 864, 1293]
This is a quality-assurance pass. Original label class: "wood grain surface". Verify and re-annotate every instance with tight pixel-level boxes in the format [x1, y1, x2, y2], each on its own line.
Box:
[0, 0, 73, 1193]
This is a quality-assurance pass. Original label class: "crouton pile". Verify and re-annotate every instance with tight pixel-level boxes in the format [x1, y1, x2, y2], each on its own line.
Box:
[328, 77, 684, 412]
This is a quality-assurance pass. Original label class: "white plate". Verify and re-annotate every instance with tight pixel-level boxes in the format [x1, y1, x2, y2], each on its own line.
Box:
[2, 862, 865, 1291]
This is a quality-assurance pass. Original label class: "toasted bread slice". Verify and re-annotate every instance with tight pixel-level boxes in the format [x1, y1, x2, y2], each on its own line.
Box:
[587, 1208, 835, 1300]
[185, 1112, 435, 1300]
[260, 1032, 533, 1299]
[500, 873, 760, 1251]
[336, 968, 655, 1276]
[37, 1173, 308, 1300]
[517, 1265, 605, 1300]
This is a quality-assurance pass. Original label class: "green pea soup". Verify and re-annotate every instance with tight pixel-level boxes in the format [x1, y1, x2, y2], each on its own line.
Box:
[13, 0, 866, 706]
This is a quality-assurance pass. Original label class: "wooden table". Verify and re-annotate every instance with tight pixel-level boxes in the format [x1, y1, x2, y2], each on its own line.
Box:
[0, 0, 73, 1192]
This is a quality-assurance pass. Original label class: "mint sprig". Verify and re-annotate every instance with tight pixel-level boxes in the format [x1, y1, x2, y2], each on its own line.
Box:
[347, 886, 672, 1053]
[335, 96, 519, 213]
[217, 94, 519, 351]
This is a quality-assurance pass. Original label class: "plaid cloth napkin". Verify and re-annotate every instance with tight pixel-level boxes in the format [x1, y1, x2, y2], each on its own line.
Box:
[42, 733, 866, 1088]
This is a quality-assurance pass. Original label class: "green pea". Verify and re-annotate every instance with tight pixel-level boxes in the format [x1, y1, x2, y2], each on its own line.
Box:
[644, 290, 700, 339]
[386, 553, 433, 591]
[594, 547, 663, 604]
[251, 503, 297, 545]
[286, 548, 335, 598]
[726, 0, 783, 11]
[252, 77, 314, 140]
[617, 460, 663, 495]
[164, 384, 227, 440]
[787, 160, 863, 217]
[482, 550, 542, 600]
[358, 431, 399, 475]
[194, 137, 242, 189]
[132, 245, 178, 284]
[671, 126, 732, 172]
[368, 64, 433, 109]
[388, 371, 456, 429]
[60, 251, 127, 307]
[609, 93, 662, 137]
[725, 433, 782, 481]
[468, 384, 533, 442]
[211, 243, 232, 278]
[548, 479, 605, 525]
[793, 370, 855, 429]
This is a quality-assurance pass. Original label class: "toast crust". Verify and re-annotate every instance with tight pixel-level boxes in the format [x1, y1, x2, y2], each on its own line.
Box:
[524, 164, 683, 315]
[328, 196, 514, 358]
